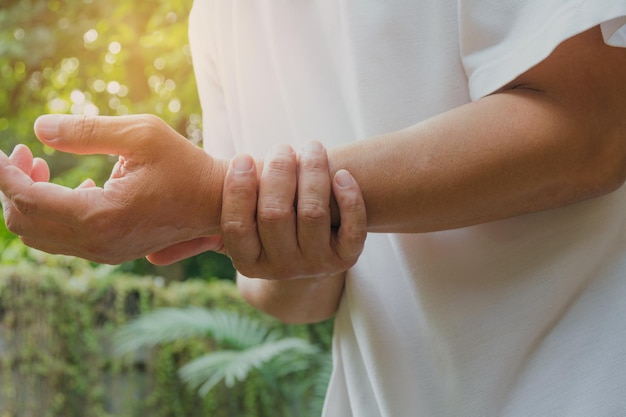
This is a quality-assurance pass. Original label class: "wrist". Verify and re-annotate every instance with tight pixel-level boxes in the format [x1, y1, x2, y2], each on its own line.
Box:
[203, 156, 229, 235]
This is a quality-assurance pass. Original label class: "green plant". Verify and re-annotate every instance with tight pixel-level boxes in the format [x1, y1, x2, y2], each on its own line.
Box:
[115, 307, 332, 417]
[0, 252, 333, 417]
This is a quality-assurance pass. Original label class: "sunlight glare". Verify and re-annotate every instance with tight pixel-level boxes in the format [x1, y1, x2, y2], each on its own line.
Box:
[108, 41, 122, 54]
[83, 29, 98, 44]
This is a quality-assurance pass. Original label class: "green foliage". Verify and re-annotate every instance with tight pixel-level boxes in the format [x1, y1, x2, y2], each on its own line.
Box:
[115, 308, 330, 416]
[0, 0, 200, 157]
[0, 253, 334, 417]
[0, 0, 235, 281]
[115, 308, 278, 353]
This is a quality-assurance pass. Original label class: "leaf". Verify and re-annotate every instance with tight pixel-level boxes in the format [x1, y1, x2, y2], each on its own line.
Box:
[179, 338, 319, 397]
[114, 307, 274, 356]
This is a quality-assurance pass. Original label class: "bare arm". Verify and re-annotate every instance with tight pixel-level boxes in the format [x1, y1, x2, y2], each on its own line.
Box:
[2, 27, 623, 322]
[237, 275, 346, 324]
[330, 26, 626, 233]
[235, 26, 626, 323]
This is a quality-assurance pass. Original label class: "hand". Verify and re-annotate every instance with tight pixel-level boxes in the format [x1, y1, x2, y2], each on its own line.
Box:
[220, 141, 367, 280]
[0, 114, 227, 264]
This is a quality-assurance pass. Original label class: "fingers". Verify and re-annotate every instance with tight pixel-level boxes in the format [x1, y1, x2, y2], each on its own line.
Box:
[9, 145, 34, 174]
[296, 141, 332, 257]
[6, 145, 50, 183]
[220, 154, 262, 272]
[332, 169, 367, 262]
[256, 144, 298, 261]
[219, 143, 366, 280]
[77, 178, 96, 188]
[146, 236, 225, 265]
[31, 158, 51, 183]
[34, 113, 176, 158]
[0, 156, 111, 237]
[0, 164, 97, 226]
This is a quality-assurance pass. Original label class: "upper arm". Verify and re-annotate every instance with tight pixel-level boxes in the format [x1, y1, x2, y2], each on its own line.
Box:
[497, 26, 626, 194]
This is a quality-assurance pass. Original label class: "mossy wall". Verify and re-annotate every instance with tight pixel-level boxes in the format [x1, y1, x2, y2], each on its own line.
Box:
[0, 257, 332, 417]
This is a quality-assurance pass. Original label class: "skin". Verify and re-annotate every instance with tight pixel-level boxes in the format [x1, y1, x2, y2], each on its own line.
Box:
[220, 146, 367, 324]
[227, 26, 626, 323]
[1, 26, 625, 323]
[0, 115, 227, 264]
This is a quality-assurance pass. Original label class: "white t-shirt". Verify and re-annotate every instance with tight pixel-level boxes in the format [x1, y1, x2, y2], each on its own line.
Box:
[188, 1, 626, 416]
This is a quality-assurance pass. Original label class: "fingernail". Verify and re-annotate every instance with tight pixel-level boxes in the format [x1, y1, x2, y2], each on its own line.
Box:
[268, 143, 294, 157]
[231, 154, 254, 173]
[335, 169, 354, 188]
[34, 115, 62, 141]
[302, 141, 323, 153]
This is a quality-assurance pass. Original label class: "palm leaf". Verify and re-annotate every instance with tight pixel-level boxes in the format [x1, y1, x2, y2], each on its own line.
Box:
[113, 307, 272, 355]
[311, 352, 333, 416]
[179, 338, 319, 397]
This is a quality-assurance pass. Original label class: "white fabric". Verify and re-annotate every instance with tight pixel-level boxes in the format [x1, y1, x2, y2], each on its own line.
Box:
[461, 0, 626, 99]
[188, 1, 626, 416]
[602, 15, 626, 47]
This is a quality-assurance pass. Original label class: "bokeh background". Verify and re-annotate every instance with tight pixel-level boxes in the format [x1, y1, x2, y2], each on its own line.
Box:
[0, 0, 235, 281]
[0, 1, 333, 416]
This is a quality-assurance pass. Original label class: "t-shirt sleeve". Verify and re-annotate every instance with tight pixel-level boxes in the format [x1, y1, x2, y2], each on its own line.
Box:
[460, 0, 626, 100]
[188, 0, 237, 159]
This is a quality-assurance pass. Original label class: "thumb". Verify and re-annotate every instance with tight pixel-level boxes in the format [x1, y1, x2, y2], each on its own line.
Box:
[34, 114, 173, 157]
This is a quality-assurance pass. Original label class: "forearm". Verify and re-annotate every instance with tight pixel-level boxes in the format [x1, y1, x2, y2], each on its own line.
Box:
[328, 28, 626, 233]
[236, 27, 625, 321]
[237, 273, 345, 324]
[330, 92, 618, 232]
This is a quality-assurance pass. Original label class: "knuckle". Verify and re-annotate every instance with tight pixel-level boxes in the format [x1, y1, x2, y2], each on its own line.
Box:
[299, 154, 327, 172]
[257, 203, 293, 224]
[340, 198, 367, 224]
[76, 115, 98, 143]
[337, 228, 367, 260]
[225, 180, 256, 201]
[265, 154, 295, 176]
[340, 215, 368, 243]
[221, 217, 252, 238]
[11, 190, 37, 217]
[297, 199, 328, 223]
[340, 191, 366, 212]
[137, 113, 167, 131]
[130, 114, 169, 146]
[346, 226, 368, 246]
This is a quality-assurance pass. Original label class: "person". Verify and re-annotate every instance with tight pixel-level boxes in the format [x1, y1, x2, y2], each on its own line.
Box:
[2, 0, 626, 416]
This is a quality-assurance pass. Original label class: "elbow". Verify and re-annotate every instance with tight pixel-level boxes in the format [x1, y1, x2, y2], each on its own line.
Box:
[237, 275, 340, 325]
[581, 127, 626, 197]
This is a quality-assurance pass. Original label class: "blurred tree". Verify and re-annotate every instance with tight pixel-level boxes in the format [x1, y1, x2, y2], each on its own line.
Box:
[0, 0, 235, 281]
